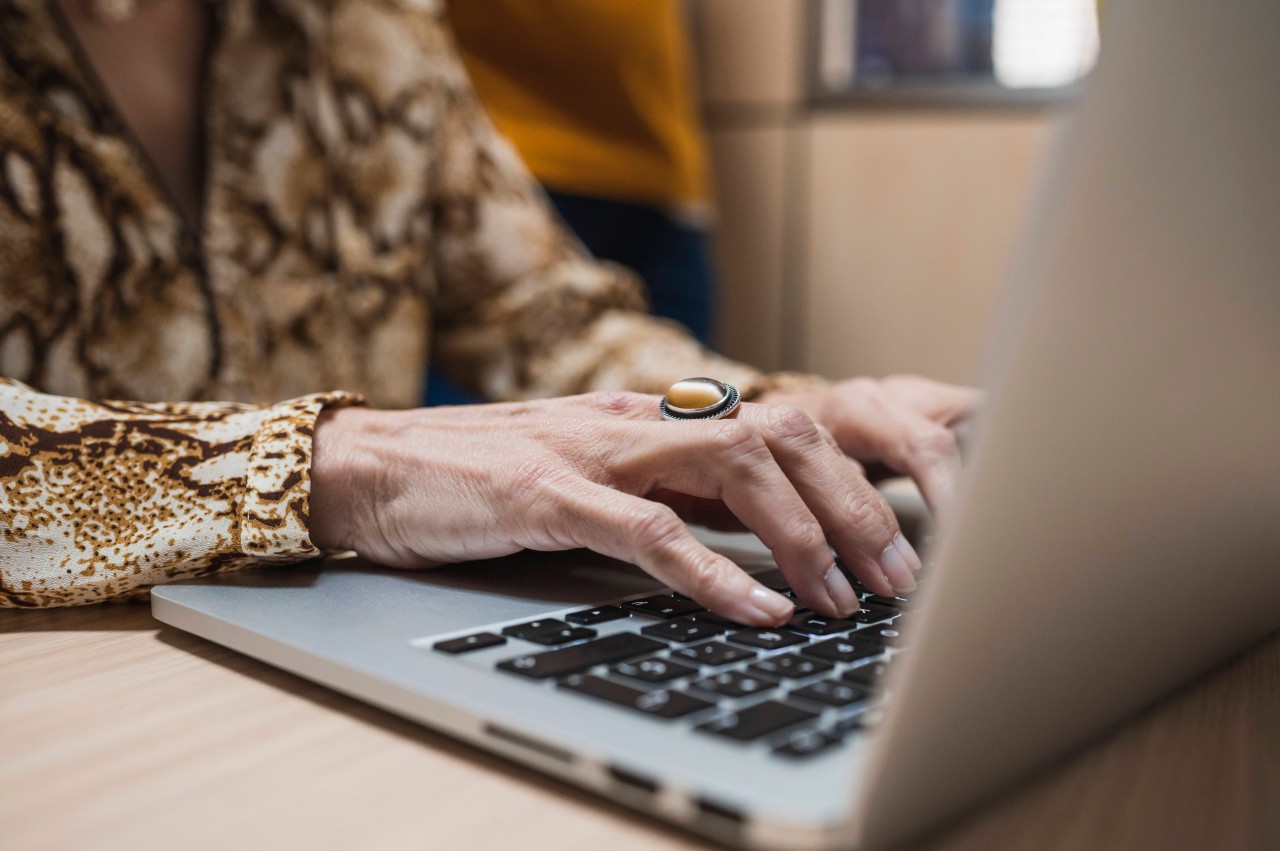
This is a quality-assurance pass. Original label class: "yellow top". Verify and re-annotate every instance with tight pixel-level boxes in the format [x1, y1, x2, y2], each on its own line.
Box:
[448, 0, 710, 210]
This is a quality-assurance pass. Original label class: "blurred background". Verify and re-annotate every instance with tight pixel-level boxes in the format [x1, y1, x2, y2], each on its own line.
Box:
[691, 0, 1098, 384]
[443, 0, 1100, 404]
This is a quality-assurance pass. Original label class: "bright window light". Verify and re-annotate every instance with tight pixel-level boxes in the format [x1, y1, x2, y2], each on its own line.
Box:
[993, 0, 1099, 88]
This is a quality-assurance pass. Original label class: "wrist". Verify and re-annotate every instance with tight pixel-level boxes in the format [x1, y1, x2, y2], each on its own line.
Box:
[309, 405, 381, 552]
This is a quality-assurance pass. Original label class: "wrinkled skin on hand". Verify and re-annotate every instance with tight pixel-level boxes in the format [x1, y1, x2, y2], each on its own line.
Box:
[311, 378, 978, 626]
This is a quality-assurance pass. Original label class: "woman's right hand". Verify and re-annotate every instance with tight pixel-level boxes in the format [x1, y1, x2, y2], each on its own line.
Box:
[309, 392, 922, 627]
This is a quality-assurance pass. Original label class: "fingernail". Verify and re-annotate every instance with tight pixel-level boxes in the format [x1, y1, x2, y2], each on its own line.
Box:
[880, 542, 917, 594]
[894, 532, 923, 573]
[823, 563, 861, 617]
[748, 585, 795, 624]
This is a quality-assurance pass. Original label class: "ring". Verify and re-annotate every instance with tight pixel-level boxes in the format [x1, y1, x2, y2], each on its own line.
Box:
[660, 377, 741, 421]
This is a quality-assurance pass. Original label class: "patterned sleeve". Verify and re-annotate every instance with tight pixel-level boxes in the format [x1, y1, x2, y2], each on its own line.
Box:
[0, 378, 362, 608]
[425, 19, 824, 403]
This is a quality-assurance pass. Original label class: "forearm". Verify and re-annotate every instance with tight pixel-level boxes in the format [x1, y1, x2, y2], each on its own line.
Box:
[0, 378, 361, 607]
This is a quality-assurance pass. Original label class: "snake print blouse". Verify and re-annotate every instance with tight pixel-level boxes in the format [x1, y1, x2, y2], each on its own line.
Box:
[0, 0, 814, 607]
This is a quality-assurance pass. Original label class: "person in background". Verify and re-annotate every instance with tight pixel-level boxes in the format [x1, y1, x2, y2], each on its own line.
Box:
[428, 0, 714, 404]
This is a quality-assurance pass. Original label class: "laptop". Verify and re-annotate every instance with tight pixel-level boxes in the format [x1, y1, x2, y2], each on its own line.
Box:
[151, 1, 1280, 848]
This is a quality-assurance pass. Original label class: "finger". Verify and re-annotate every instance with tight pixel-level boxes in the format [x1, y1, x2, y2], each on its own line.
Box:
[580, 391, 860, 476]
[617, 415, 852, 618]
[543, 477, 795, 626]
[822, 424, 869, 479]
[895, 414, 964, 518]
[830, 382, 965, 516]
[734, 404, 920, 601]
[862, 406, 963, 515]
[881, 375, 982, 426]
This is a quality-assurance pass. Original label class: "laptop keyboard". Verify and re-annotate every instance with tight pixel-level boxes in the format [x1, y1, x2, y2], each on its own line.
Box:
[429, 568, 911, 761]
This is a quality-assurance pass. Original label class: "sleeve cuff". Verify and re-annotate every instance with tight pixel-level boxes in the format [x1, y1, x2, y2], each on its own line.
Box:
[239, 390, 365, 560]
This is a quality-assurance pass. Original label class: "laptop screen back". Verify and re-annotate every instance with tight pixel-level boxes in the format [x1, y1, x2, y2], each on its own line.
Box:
[857, 0, 1280, 845]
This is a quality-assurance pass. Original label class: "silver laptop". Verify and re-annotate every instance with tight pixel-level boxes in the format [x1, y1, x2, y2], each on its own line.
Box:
[151, 2, 1280, 848]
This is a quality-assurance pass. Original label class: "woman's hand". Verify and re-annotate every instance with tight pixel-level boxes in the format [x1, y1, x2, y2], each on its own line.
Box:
[309, 392, 922, 627]
[761, 375, 982, 517]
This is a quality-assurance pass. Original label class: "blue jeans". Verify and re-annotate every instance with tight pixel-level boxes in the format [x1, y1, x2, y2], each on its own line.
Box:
[425, 191, 716, 406]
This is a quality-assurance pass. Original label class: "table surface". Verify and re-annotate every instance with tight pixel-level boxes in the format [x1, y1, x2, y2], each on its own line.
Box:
[3, 603, 1278, 851]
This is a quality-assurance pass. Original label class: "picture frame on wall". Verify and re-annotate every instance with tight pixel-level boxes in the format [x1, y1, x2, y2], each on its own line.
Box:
[811, 0, 1100, 107]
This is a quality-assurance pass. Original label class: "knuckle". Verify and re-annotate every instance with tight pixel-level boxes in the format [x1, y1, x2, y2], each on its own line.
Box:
[766, 404, 820, 443]
[682, 551, 731, 597]
[629, 504, 684, 551]
[842, 490, 893, 536]
[788, 517, 829, 555]
[588, 390, 649, 416]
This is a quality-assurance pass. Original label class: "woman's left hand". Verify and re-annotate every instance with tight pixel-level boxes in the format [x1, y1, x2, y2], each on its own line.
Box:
[760, 375, 982, 517]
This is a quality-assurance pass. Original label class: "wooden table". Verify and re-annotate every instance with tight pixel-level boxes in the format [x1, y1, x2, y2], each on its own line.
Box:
[3, 604, 1278, 851]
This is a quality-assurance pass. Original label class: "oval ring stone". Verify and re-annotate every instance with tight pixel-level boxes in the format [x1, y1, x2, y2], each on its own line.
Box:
[660, 377, 741, 420]
[666, 378, 728, 410]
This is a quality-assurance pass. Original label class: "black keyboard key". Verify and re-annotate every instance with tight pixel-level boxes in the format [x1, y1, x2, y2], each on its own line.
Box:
[624, 595, 704, 619]
[497, 633, 666, 680]
[687, 611, 740, 627]
[502, 618, 597, 646]
[748, 652, 833, 680]
[790, 679, 872, 708]
[671, 642, 757, 667]
[641, 617, 726, 644]
[692, 670, 778, 698]
[502, 619, 569, 640]
[801, 636, 884, 664]
[853, 604, 899, 624]
[560, 674, 714, 719]
[786, 613, 857, 636]
[725, 629, 807, 650]
[521, 626, 598, 646]
[841, 660, 891, 687]
[612, 656, 697, 683]
[861, 594, 909, 609]
[856, 624, 904, 646]
[773, 729, 842, 760]
[697, 701, 818, 741]
[433, 632, 506, 654]
[565, 606, 630, 625]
